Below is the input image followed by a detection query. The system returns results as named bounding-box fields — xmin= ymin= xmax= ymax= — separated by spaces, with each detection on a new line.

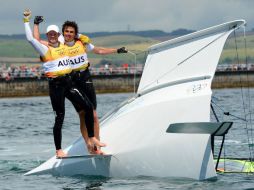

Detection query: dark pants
xmin=71 ymin=69 xmax=97 ymax=110
xmin=48 ymin=76 xmax=94 ymax=150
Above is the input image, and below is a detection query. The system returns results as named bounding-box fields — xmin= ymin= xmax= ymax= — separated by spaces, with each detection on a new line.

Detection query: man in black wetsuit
xmin=61 ymin=21 xmax=128 ymax=153
xmin=33 ymin=16 xmax=127 ymax=154
xmin=24 ymin=10 xmax=105 ymax=157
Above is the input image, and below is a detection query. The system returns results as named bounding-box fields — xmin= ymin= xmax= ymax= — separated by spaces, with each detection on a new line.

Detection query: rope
xmin=243 ymin=27 xmax=254 ymax=161
xmin=233 ymin=28 xmax=254 ymax=163
xmin=128 ymin=50 xmax=137 ymax=94
xmin=128 ymin=49 xmax=149 ymax=94
xmin=211 ymin=99 xmax=247 ymax=121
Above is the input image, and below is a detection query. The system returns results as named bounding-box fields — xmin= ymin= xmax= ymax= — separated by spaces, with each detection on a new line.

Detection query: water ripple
xmin=1 ymin=91 xmax=254 ymax=189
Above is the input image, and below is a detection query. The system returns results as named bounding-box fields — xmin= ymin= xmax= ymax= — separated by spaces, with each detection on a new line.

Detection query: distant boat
xmin=25 ymin=20 xmax=248 ymax=180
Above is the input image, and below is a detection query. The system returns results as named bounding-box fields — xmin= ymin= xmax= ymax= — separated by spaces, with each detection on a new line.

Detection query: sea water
xmin=1 ymin=89 xmax=254 ymax=190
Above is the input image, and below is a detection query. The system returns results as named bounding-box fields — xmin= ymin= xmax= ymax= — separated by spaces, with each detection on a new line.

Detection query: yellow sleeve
xmin=79 ymin=34 xmax=91 ymax=44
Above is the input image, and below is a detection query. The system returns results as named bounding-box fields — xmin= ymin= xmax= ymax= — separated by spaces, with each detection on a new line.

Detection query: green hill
xmin=0 ymin=35 xmax=159 ymax=66
xmin=89 ymin=35 xmax=158 ymax=66
xmin=0 ymin=39 xmax=38 ymax=58
xmin=220 ymin=33 xmax=254 ymax=64
xmin=0 ymin=32 xmax=253 ymax=67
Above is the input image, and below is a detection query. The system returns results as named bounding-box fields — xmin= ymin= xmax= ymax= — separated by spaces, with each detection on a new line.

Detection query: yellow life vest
xmin=42 ymin=43 xmax=72 ymax=78
xmin=67 ymin=40 xmax=89 ymax=72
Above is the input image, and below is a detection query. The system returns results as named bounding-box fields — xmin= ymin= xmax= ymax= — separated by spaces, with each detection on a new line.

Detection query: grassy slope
xmin=0 ymin=35 xmax=158 ymax=66
xmin=220 ymin=34 xmax=254 ymax=63
xmin=87 ymin=35 xmax=158 ymax=66
xmin=0 ymin=33 xmax=253 ymax=66
xmin=0 ymin=39 xmax=38 ymax=58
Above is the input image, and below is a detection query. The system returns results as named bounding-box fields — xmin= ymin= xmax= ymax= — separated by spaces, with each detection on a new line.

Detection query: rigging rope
xmin=233 ymin=28 xmax=254 ymax=165
xmin=128 ymin=50 xmax=149 ymax=94
xmin=211 ymin=25 xmax=254 ymax=172
xmin=243 ymin=26 xmax=254 ymax=168
xmin=128 ymin=50 xmax=137 ymax=94
xmin=211 ymin=98 xmax=247 ymax=121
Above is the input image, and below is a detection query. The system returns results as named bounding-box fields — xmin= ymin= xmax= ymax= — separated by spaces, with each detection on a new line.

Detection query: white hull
xmin=25 ymin=81 xmax=215 ymax=180
xmin=25 ymin=20 xmax=246 ymax=180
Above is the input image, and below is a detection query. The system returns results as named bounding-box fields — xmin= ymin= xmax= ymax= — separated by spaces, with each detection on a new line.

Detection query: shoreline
xmin=1 ymin=71 xmax=254 ymax=98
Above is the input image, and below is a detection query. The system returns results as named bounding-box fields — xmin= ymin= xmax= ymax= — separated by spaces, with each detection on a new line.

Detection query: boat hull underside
xmin=26 ymin=83 xmax=216 ymax=180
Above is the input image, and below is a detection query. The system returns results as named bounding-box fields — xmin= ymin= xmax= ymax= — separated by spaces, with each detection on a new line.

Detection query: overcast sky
xmin=1 ymin=0 xmax=253 ymax=35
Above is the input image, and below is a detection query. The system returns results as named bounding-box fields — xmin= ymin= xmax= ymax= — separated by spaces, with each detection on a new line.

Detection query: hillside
xmin=0 ymin=31 xmax=253 ymax=67
xmin=0 ymin=35 xmax=159 ymax=66
xmin=220 ymin=33 xmax=254 ymax=64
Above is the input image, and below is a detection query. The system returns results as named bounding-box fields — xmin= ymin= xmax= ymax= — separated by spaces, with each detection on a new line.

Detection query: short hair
xmin=62 ymin=21 xmax=79 ymax=35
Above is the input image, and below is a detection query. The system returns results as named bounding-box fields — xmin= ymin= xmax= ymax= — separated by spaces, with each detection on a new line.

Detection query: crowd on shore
xmin=0 ymin=64 xmax=144 ymax=81
xmin=1 ymin=63 xmax=254 ymax=81
xmin=216 ymin=63 xmax=254 ymax=71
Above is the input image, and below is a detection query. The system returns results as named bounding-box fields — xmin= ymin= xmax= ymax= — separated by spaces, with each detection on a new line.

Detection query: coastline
xmin=1 ymin=71 xmax=254 ymax=98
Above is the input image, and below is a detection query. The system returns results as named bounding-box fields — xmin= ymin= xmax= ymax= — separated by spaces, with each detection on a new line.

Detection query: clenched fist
xmin=23 ymin=9 xmax=32 ymax=22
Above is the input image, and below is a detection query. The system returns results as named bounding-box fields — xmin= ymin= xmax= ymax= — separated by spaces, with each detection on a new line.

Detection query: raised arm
xmin=92 ymin=46 xmax=118 ymax=54
xmin=33 ymin=16 xmax=48 ymax=46
xmin=23 ymin=9 xmax=48 ymax=56
xmin=93 ymin=46 xmax=128 ymax=55
xmin=78 ymin=33 xmax=128 ymax=55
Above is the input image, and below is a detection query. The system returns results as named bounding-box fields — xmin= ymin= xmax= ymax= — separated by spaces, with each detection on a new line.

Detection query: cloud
xmin=0 ymin=0 xmax=253 ymax=34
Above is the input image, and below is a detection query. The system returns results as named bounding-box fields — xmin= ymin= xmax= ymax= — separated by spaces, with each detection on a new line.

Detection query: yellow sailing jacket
xmin=67 ymin=40 xmax=90 ymax=72
xmin=42 ymin=43 xmax=72 ymax=78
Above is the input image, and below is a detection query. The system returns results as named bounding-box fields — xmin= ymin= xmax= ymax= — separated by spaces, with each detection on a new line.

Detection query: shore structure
xmin=0 ymin=71 xmax=254 ymax=97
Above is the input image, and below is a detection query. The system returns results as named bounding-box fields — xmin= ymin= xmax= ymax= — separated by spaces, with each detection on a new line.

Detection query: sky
xmin=1 ymin=0 xmax=254 ymax=35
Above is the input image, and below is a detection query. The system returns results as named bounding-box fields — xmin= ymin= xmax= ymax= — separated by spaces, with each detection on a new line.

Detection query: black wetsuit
xmin=23 ymin=21 xmax=95 ymax=151
xmin=48 ymin=75 xmax=94 ymax=150
xmin=71 ymin=67 xmax=97 ymax=111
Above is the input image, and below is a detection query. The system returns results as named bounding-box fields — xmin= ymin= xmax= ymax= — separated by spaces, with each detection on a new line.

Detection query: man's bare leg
xmin=79 ymin=111 xmax=93 ymax=153
xmin=93 ymin=110 xmax=100 ymax=140
xmin=56 ymin=149 xmax=67 ymax=158
xmin=79 ymin=111 xmax=106 ymax=154
xmin=93 ymin=110 xmax=105 ymax=155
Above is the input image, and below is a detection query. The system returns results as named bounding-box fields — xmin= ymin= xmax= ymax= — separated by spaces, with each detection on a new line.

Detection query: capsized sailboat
xmin=25 ymin=20 xmax=247 ymax=180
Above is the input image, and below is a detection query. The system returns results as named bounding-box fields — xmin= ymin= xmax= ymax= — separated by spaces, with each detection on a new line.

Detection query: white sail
xmin=25 ymin=20 xmax=246 ymax=180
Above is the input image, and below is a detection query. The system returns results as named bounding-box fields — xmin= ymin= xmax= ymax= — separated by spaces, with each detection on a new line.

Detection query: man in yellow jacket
xmin=24 ymin=9 xmax=106 ymax=157
xmin=33 ymin=16 xmax=127 ymax=154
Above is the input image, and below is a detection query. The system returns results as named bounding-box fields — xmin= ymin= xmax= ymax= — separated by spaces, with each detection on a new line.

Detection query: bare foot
xmin=56 ymin=149 xmax=67 ymax=158
xmin=94 ymin=147 xmax=105 ymax=155
xmin=89 ymin=137 xmax=106 ymax=148
xmin=86 ymin=139 xmax=93 ymax=154
xmin=90 ymin=145 xmax=105 ymax=155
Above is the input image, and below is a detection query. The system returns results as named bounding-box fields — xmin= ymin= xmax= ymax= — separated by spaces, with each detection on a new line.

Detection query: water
xmin=1 ymin=89 xmax=254 ymax=190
